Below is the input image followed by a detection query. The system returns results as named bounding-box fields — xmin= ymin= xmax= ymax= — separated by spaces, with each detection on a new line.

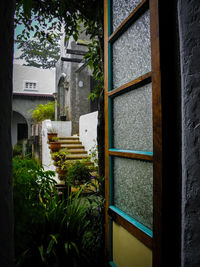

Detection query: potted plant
xmin=60 ymin=105 xmax=69 ymax=121
xmin=51 ymin=148 xmax=69 ymax=164
xmin=49 ymin=140 xmax=61 ymax=152
xmin=47 ymin=127 xmax=57 ymax=142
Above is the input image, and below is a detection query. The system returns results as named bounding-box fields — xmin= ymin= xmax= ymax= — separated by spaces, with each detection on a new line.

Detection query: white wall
xmin=41 ymin=120 xmax=72 ymax=183
xmin=13 ymin=64 xmax=56 ymax=94
xmin=79 ymin=111 xmax=98 ymax=153
xmin=51 ymin=121 xmax=72 ymax=137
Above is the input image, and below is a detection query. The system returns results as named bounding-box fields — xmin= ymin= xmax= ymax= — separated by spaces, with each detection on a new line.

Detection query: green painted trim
xmin=108 ymin=42 xmax=112 ymax=92
xmin=109 ymin=148 xmax=153 ymax=156
xmin=108 ymin=97 xmax=113 ymax=148
xmin=108 ymin=0 xmax=112 ymax=36
xmin=109 ymin=156 xmax=113 ymax=205
xmin=109 ymin=205 xmax=153 ymax=238
xmin=109 ymin=261 xmax=117 ymax=267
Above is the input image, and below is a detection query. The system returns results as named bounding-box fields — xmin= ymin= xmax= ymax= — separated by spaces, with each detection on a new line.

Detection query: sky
xmin=14 ymin=24 xmax=30 ymax=65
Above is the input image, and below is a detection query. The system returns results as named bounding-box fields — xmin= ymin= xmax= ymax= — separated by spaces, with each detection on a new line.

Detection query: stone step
xmin=59 ymin=136 xmax=79 ymax=140
xmin=61 ymin=144 xmax=84 ymax=149
xmin=65 ymin=154 xmax=89 ymax=160
xmin=68 ymin=149 xmax=87 ymax=154
xmin=58 ymin=140 xmax=82 ymax=144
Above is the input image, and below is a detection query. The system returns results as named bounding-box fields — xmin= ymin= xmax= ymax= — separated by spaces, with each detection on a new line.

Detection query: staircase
xmin=58 ymin=136 xmax=94 ymax=166
xmin=49 ymin=136 xmax=97 ymax=193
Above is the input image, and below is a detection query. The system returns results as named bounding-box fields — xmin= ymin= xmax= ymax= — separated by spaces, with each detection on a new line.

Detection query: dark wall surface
xmin=0 ymin=0 xmax=14 ymax=266
xmin=178 ymin=0 xmax=200 ymax=265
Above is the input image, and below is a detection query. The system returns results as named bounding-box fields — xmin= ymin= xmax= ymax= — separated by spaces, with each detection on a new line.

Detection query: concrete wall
xmin=0 ymin=0 xmax=14 ymax=265
xmin=12 ymin=95 xmax=54 ymax=141
xmin=79 ymin=111 xmax=98 ymax=153
xmin=41 ymin=120 xmax=72 ymax=183
xmin=56 ymin=32 xmax=93 ymax=134
xmin=13 ymin=64 xmax=55 ymax=94
xmin=41 ymin=120 xmax=58 ymax=183
xmin=178 ymin=0 xmax=200 ymax=265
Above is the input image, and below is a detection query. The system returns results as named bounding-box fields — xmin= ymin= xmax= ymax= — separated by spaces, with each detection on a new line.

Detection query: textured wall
xmin=0 ymin=0 xmax=14 ymax=265
xmin=12 ymin=96 xmax=54 ymax=140
xmin=41 ymin=120 xmax=72 ymax=183
xmin=178 ymin=0 xmax=200 ymax=265
xmin=13 ymin=64 xmax=55 ymax=94
xmin=56 ymin=34 xmax=92 ymax=134
xmin=79 ymin=111 xmax=98 ymax=153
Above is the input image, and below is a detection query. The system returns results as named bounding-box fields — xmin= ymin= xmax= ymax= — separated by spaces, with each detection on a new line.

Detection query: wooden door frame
xmin=104 ymin=0 xmax=163 ymax=265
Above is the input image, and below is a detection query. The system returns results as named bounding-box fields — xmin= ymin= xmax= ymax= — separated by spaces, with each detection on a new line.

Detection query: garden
xmin=13 ymin=144 xmax=105 ymax=266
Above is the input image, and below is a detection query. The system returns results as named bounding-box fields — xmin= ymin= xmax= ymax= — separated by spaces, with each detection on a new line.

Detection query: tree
xmin=15 ymin=0 xmax=105 ymax=177
xmin=15 ymin=34 xmax=61 ymax=69
xmin=29 ymin=101 xmax=55 ymax=123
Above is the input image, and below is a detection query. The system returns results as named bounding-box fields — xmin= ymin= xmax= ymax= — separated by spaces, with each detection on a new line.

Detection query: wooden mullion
xmin=109 ymin=150 xmax=153 ymax=161
xmin=107 ymin=72 xmax=152 ymax=97
xmin=150 ymin=0 xmax=163 ymax=266
xmin=108 ymin=208 xmax=152 ymax=249
xmin=104 ymin=0 xmax=110 ymax=259
xmin=108 ymin=0 xmax=149 ymax=43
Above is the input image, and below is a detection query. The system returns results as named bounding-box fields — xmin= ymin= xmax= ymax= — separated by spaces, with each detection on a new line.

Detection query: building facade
xmin=12 ymin=64 xmax=55 ymax=145
xmin=55 ymin=31 xmax=98 ymax=134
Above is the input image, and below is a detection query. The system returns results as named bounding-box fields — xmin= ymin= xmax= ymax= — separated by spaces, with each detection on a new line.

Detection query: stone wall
xmin=178 ymin=0 xmax=200 ymax=265
xmin=0 ymin=0 xmax=14 ymax=265
xmin=55 ymin=32 xmax=95 ymax=135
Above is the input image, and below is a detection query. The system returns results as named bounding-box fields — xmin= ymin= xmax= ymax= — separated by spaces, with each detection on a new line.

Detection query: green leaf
xmin=38 ymin=245 xmax=45 ymax=262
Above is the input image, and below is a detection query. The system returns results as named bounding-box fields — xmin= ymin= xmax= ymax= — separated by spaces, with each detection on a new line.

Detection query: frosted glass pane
xmin=112 ymin=0 xmax=142 ymax=31
xmin=112 ymin=11 xmax=151 ymax=90
xmin=113 ymin=157 xmax=153 ymax=230
xmin=113 ymin=83 xmax=153 ymax=151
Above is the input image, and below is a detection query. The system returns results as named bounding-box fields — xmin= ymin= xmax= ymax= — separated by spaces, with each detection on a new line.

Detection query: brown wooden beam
xmin=108 ymin=0 xmax=149 ymax=43
xmin=107 ymin=72 xmax=152 ymax=97
xmin=109 ymin=150 xmax=153 ymax=161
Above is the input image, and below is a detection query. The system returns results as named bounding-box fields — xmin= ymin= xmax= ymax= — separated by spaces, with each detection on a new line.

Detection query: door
xmin=17 ymin=123 xmax=28 ymax=141
xmin=104 ymin=0 xmax=162 ymax=266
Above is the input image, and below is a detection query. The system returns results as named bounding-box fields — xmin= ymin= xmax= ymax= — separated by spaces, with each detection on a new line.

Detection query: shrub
xmin=29 ymin=101 xmax=55 ymax=123
xmin=13 ymin=156 xmax=105 ymax=267
xmin=13 ymin=156 xmax=57 ymax=266
xmin=13 ymin=139 xmax=32 ymax=157
xmin=67 ymin=161 xmax=91 ymax=185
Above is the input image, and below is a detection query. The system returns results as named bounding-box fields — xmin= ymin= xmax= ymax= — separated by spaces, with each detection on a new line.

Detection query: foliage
xmin=14 ymin=1 xmax=103 ymax=43
xmin=67 ymin=161 xmax=92 ymax=185
xmin=47 ymin=127 xmax=57 ymax=133
xmin=13 ymin=156 xmax=57 ymax=265
xmin=13 ymin=141 xmax=23 ymax=157
xmin=51 ymin=148 xmax=70 ymax=170
xmin=88 ymin=141 xmax=98 ymax=167
xmin=30 ymin=101 xmax=55 ymax=122
xmin=13 ymin=139 xmax=32 ymax=157
xmin=15 ymin=34 xmax=61 ymax=69
xmin=51 ymin=136 xmax=59 ymax=142
xmin=83 ymin=195 xmax=105 ymax=266
xmin=13 ymin=155 xmax=105 ymax=267
xmin=14 ymin=0 xmax=104 ymax=100
xmin=84 ymin=40 xmax=104 ymax=100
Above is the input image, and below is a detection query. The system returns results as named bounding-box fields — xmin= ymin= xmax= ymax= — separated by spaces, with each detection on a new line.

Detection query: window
xmin=23 ymin=80 xmax=38 ymax=91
